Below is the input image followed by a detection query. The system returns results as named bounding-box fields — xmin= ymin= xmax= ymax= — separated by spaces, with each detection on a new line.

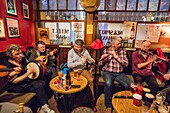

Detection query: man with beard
xmin=67 ymin=39 xmax=97 ymax=112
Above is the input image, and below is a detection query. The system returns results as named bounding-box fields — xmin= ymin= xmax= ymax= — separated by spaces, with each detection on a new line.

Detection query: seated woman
xmin=3 ymin=44 xmax=54 ymax=113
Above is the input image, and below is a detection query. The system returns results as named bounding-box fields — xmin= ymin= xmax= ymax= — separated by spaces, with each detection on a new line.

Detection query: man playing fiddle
xmin=99 ymin=36 xmax=131 ymax=113
xmin=67 ymin=39 xmax=97 ymax=112
xmin=132 ymin=40 xmax=159 ymax=95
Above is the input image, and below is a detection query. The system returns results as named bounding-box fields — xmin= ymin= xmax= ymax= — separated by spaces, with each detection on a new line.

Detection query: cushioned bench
xmin=0 ymin=91 xmax=36 ymax=105
xmin=98 ymin=74 xmax=165 ymax=88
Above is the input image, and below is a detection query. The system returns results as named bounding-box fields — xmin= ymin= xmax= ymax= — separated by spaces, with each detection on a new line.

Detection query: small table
xmin=50 ymin=74 xmax=88 ymax=113
xmin=112 ymin=91 xmax=158 ymax=113
xmin=50 ymin=74 xmax=88 ymax=94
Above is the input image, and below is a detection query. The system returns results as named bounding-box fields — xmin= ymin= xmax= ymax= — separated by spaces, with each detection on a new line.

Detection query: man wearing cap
xmin=67 ymin=39 xmax=97 ymax=112
xmin=99 ymin=36 xmax=131 ymax=113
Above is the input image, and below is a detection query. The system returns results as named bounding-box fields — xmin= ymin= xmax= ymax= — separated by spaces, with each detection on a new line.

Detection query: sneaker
xmin=40 ymin=104 xmax=55 ymax=113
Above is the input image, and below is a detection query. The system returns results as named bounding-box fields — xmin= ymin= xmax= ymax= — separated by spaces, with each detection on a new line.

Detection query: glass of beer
xmin=73 ymin=69 xmax=79 ymax=78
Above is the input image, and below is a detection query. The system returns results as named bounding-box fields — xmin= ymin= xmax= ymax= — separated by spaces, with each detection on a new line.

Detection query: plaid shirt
xmin=99 ymin=47 xmax=129 ymax=73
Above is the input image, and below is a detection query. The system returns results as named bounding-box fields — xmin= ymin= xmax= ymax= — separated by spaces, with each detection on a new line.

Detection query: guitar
xmin=36 ymin=49 xmax=58 ymax=65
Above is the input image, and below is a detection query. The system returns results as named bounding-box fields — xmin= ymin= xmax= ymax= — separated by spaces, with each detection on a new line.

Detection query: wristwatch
xmin=80 ymin=0 xmax=101 ymax=12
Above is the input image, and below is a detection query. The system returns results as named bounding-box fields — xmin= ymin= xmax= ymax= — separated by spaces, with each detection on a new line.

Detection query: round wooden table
xmin=50 ymin=74 xmax=88 ymax=94
xmin=50 ymin=73 xmax=88 ymax=113
xmin=112 ymin=91 xmax=158 ymax=113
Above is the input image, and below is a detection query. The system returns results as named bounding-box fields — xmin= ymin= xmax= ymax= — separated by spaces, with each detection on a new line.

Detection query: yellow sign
xmin=86 ymin=25 xmax=93 ymax=34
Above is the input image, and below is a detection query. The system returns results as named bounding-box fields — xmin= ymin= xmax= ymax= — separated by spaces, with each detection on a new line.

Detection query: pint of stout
xmin=145 ymin=93 xmax=155 ymax=107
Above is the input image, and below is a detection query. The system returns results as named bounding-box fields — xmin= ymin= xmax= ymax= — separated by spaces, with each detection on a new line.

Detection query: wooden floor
xmin=48 ymin=85 xmax=123 ymax=113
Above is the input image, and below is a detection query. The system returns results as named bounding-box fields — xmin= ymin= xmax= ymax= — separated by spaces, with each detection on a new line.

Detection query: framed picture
xmin=37 ymin=28 xmax=50 ymax=44
xmin=22 ymin=3 xmax=30 ymax=19
xmin=6 ymin=18 xmax=20 ymax=37
xmin=0 ymin=18 xmax=6 ymax=38
xmin=6 ymin=0 xmax=17 ymax=15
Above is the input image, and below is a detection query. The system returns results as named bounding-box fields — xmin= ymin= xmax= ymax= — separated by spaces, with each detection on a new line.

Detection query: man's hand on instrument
xmin=163 ymin=74 xmax=170 ymax=80
xmin=108 ymin=50 xmax=118 ymax=60
xmin=151 ymin=54 xmax=159 ymax=62
xmin=27 ymin=67 xmax=36 ymax=75
xmin=49 ymin=51 xmax=54 ymax=56
xmin=9 ymin=67 xmax=22 ymax=77
xmin=8 ymin=67 xmax=21 ymax=77
xmin=89 ymin=58 xmax=95 ymax=63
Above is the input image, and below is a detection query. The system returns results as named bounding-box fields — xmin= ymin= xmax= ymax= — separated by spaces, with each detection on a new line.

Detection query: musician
xmin=67 ymin=39 xmax=97 ymax=111
xmin=2 ymin=44 xmax=54 ymax=113
xmin=98 ymin=36 xmax=131 ymax=113
xmin=132 ymin=40 xmax=159 ymax=95
xmin=29 ymin=41 xmax=58 ymax=99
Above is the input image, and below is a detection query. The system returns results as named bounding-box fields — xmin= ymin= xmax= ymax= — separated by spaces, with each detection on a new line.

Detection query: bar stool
xmin=71 ymin=106 xmax=94 ymax=113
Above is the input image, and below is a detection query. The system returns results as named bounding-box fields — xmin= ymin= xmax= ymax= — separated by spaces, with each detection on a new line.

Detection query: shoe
xmin=40 ymin=104 xmax=55 ymax=113
xmin=92 ymin=107 xmax=97 ymax=112
xmin=105 ymin=108 xmax=112 ymax=113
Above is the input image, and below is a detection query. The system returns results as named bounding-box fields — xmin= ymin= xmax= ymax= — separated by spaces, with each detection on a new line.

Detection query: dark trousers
xmin=132 ymin=74 xmax=159 ymax=95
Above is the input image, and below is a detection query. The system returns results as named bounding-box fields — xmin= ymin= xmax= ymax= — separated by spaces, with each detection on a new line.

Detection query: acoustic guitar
xmin=35 ymin=49 xmax=58 ymax=65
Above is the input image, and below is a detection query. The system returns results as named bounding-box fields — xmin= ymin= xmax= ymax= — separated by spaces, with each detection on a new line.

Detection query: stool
xmin=71 ymin=106 xmax=94 ymax=113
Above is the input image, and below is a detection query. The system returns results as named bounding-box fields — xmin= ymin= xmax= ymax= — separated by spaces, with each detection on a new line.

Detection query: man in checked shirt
xmin=99 ymin=36 xmax=132 ymax=113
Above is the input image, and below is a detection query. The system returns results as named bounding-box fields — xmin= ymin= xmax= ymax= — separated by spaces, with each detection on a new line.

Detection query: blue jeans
xmin=102 ymin=71 xmax=132 ymax=108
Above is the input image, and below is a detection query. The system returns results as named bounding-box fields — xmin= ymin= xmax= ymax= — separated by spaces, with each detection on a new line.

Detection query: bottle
xmin=130 ymin=23 xmax=135 ymax=39
xmin=66 ymin=70 xmax=71 ymax=87
xmin=13 ymin=103 xmax=24 ymax=113
xmin=19 ymin=103 xmax=24 ymax=113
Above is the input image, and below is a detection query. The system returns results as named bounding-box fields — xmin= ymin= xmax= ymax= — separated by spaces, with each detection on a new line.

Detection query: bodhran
xmin=26 ymin=60 xmax=46 ymax=79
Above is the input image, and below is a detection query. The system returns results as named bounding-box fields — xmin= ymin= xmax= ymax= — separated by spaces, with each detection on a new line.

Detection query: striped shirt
xmin=99 ymin=47 xmax=128 ymax=73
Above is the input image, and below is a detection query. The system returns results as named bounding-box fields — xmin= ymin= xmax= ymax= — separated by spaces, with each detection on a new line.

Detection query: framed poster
xmin=37 ymin=28 xmax=50 ymax=44
xmin=22 ymin=3 xmax=30 ymax=19
xmin=127 ymin=0 xmax=137 ymax=10
xmin=137 ymin=0 xmax=148 ymax=11
xmin=6 ymin=0 xmax=17 ymax=15
xmin=0 ymin=19 xmax=6 ymax=38
xmin=6 ymin=18 xmax=20 ymax=37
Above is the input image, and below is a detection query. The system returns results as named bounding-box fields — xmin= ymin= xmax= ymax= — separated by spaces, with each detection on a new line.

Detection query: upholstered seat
xmin=98 ymin=75 xmax=165 ymax=88
xmin=0 ymin=91 xmax=36 ymax=105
